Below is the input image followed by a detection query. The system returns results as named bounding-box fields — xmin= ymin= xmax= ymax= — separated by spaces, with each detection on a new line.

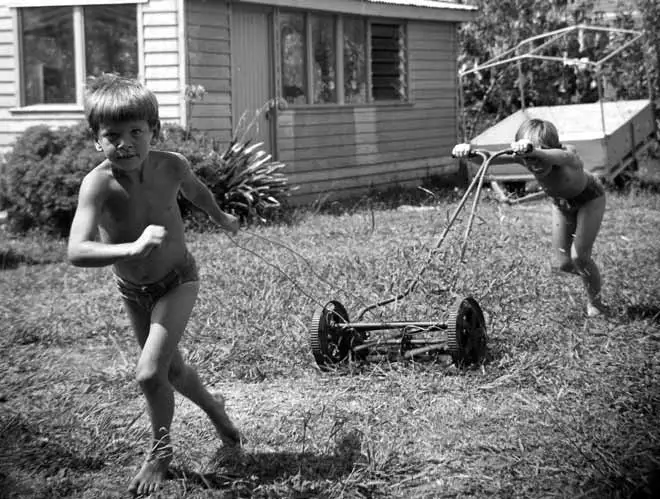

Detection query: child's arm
xmin=452 ymin=143 xmax=524 ymax=166
xmin=512 ymin=141 xmax=582 ymax=177
xmin=67 ymin=174 xmax=165 ymax=267
xmin=177 ymin=155 xmax=239 ymax=235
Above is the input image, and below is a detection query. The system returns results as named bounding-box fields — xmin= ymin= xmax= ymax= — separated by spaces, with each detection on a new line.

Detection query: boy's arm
xmin=525 ymin=145 xmax=583 ymax=171
xmin=177 ymin=155 xmax=239 ymax=235
xmin=67 ymin=174 xmax=139 ymax=267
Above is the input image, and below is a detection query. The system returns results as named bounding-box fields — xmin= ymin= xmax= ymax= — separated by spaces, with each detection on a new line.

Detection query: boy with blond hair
xmin=68 ymin=74 xmax=241 ymax=496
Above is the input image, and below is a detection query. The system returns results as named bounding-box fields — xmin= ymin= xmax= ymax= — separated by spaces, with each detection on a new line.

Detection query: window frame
xmin=10 ymin=2 xmax=142 ymax=112
xmin=277 ymin=8 xmax=411 ymax=108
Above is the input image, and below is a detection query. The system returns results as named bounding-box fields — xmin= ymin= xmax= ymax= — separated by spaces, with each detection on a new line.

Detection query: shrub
xmin=0 ymin=123 xmax=103 ymax=236
xmin=0 ymin=121 xmax=292 ymax=237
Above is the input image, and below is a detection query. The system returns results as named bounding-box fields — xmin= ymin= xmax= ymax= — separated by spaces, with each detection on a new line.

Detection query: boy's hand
xmin=220 ymin=213 xmax=239 ymax=236
xmin=511 ymin=139 xmax=534 ymax=156
xmin=451 ymin=143 xmax=473 ymax=158
xmin=132 ymin=225 xmax=167 ymax=258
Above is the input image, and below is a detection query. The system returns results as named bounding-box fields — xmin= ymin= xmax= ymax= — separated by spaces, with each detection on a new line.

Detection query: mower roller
xmin=308 ymin=148 xmax=516 ymax=370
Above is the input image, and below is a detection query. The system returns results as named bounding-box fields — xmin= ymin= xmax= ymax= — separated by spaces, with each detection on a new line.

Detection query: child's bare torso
xmin=95 ymin=151 xmax=188 ymax=283
xmin=527 ymin=157 xmax=588 ymax=199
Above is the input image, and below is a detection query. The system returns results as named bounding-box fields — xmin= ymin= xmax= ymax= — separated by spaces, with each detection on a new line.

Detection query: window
xmin=311 ymin=14 xmax=336 ymax=104
xmin=278 ymin=12 xmax=408 ymax=105
xmin=280 ymin=12 xmax=306 ymax=105
xmin=371 ymin=23 xmax=407 ymax=101
xmin=343 ymin=17 xmax=367 ymax=104
xmin=18 ymin=4 xmax=138 ymax=107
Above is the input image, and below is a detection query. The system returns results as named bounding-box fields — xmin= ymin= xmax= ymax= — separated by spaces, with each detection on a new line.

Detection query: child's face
xmin=95 ymin=119 xmax=159 ymax=171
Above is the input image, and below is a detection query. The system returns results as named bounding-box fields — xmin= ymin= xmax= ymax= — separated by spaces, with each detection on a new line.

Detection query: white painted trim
xmin=7 ymin=0 xmax=147 ymax=7
xmin=177 ymin=0 xmax=187 ymax=127
xmin=74 ymin=7 xmax=85 ymax=105
xmin=335 ymin=15 xmax=344 ymax=105
xmin=137 ymin=1 xmax=145 ymax=83
xmin=11 ymin=7 xmax=20 ymax=108
xmin=235 ymin=0 xmax=477 ymax=22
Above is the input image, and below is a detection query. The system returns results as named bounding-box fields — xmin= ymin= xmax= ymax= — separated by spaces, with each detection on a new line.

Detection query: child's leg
xmin=551 ymin=205 xmax=578 ymax=274
xmin=123 ymin=281 xmax=199 ymax=496
xmin=572 ymin=195 xmax=606 ymax=314
xmin=168 ymin=349 xmax=241 ymax=446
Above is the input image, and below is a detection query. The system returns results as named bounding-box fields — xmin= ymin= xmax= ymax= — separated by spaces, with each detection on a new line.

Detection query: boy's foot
xmin=128 ymin=448 xmax=172 ymax=496
xmin=209 ymin=395 xmax=242 ymax=447
xmin=587 ymin=302 xmax=608 ymax=317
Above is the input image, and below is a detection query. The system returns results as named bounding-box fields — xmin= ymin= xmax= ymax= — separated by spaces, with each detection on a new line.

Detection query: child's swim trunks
xmin=115 ymin=250 xmax=199 ymax=312
xmin=551 ymin=174 xmax=605 ymax=214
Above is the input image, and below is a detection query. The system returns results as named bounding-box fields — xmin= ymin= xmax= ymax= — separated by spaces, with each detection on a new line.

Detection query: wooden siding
xmin=185 ymin=0 xmax=233 ymax=144
xmin=278 ymin=20 xmax=459 ymax=204
xmin=141 ymin=0 xmax=181 ymax=123
xmin=0 ymin=4 xmax=18 ymax=149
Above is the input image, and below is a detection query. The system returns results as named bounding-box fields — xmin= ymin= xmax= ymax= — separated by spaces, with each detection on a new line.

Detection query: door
xmin=231 ymin=4 xmax=274 ymax=154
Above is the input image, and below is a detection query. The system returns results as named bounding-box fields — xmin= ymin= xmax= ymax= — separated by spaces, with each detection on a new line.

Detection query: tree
xmin=457 ymin=0 xmax=657 ymax=138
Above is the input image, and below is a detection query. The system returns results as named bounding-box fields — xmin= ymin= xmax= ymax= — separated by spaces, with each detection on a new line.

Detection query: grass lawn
xmin=1 ymin=188 xmax=659 ymax=498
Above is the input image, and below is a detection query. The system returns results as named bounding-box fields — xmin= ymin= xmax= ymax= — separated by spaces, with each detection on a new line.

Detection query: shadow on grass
xmin=175 ymin=432 xmax=363 ymax=495
xmin=0 ymin=248 xmax=62 ymax=270
xmin=626 ymin=304 xmax=660 ymax=324
xmin=0 ymin=414 xmax=105 ymax=475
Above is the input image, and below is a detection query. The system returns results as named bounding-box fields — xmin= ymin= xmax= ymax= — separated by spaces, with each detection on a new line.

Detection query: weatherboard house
xmin=0 ymin=0 xmax=477 ymax=203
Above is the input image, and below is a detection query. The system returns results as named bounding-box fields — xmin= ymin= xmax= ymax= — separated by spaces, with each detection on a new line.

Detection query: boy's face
xmin=95 ymin=119 xmax=160 ymax=171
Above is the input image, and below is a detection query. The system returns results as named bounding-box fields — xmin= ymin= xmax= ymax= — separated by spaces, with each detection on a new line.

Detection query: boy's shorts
xmin=551 ymin=174 xmax=605 ymax=214
xmin=115 ymin=251 xmax=199 ymax=312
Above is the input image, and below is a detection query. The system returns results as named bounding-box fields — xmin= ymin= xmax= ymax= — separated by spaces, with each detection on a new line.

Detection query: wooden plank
xmin=285 ymin=156 xmax=454 ymax=183
xmin=144 ymin=52 xmax=179 ymax=67
xmin=183 ymin=116 xmax=232 ymax=130
xmin=143 ymin=11 xmax=177 ymax=26
xmin=145 ymin=65 xmax=180 ymax=79
xmin=186 ymin=38 xmax=230 ymax=54
xmin=277 ymin=115 xmax=455 ymax=138
xmin=186 ymin=78 xmax=231 ymax=93
xmin=278 ymin=141 xmax=454 ymax=166
xmin=188 ymin=52 xmax=230 ymax=67
xmin=144 ymin=25 xmax=178 ymax=40
xmin=186 ymin=65 xmax=231 ymax=80
xmin=144 ymin=39 xmax=178 ymax=52
xmin=187 ymin=25 xmax=230 ymax=40
xmin=189 ymin=103 xmax=231 ymax=118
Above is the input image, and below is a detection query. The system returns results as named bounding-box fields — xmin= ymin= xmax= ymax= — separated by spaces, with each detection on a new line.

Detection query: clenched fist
xmin=131 ymin=225 xmax=167 ymax=258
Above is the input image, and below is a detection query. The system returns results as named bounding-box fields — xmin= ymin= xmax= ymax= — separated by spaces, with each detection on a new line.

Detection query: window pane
xmin=343 ymin=18 xmax=367 ymax=104
xmin=371 ymin=23 xmax=408 ymax=101
xmin=84 ymin=5 xmax=138 ymax=78
xmin=21 ymin=7 xmax=76 ymax=105
xmin=311 ymin=14 xmax=336 ymax=104
xmin=280 ymin=12 xmax=306 ymax=105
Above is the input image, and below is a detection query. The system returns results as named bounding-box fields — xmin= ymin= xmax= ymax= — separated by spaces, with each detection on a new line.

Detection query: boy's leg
xmin=551 ymin=205 xmax=578 ymax=274
xmin=572 ymin=195 xmax=606 ymax=315
xmin=123 ymin=281 xmax=199 ymax=496
xmin=168 ymin=349 xmax=241 ymax=446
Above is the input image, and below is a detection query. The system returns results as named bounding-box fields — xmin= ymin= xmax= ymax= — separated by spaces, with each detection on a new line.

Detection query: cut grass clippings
xmin=1 ymin=189 xmax=659 ymax=498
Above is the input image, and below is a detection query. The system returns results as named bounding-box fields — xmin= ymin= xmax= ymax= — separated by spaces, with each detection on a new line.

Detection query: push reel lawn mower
xmin=309 ymin=148 xmax=517 ymax=370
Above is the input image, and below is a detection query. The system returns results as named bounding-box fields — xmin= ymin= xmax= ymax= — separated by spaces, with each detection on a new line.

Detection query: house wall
xmin=185 ymin=0 xmax=233 ymax=144
xmin=0 ymin=0 xmax=183 ymax=151
xmin=277 ymin=20 xmax=459 ymax=203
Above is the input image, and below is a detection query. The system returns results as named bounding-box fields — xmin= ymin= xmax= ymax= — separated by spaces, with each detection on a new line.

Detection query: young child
xmin=67 ymin=74 xmax=242 ymax=496
xmin=452 ymin=118 xmax=607 ymax=317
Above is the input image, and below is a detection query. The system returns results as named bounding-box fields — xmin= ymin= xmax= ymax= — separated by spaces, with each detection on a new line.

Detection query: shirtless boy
xmin=452 ymin=118 xmax=607 ymax=317
xmin=67 ymin=74 xmax=241 ymax=496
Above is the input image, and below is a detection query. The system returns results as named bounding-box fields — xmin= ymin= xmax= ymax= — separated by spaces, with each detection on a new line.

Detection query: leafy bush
xmin=0 ymin=121 xmax=292 ymax=237
xmin=0 ymin=123 xmax=104 ymax=236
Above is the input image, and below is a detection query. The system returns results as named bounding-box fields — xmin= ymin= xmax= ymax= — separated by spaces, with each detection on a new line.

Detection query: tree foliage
xmin=458 ymin=0 xmax=659 ymax=138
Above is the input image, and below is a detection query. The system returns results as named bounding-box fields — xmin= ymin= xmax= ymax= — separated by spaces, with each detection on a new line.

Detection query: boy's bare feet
xmin=209 ymin=395 xmax=242 ymax=447
xmin=128 ymin=447 xmax=172 ymax=496
xmin=587 ymin=301 xmax=608 ymax=317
